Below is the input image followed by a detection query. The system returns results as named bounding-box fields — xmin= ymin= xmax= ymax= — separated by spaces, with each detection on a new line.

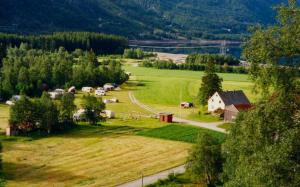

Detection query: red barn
xmin=159 ymin=113 xmax=173 ymax=123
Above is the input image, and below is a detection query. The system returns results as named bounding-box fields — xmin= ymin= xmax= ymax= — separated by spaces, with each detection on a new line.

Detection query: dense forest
xmin=0 ymin=44 xmax=128 ymax=99
xmin=0 ymin=0 xmax=288 ymax=39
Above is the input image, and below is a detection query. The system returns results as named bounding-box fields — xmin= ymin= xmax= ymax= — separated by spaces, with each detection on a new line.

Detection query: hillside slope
xmin=0 ymin=0 xmax=288 ymax=39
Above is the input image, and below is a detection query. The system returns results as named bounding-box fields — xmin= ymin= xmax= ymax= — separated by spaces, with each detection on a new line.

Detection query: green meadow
xmin=138 ymin=124 xmax=226 ymax=144
xmin=124 ymin=66 xmax=255 ymax=122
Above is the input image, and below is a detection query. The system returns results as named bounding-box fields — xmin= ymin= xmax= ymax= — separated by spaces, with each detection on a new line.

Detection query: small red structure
xmin=159 ymin=112 xmax=173 ymax=123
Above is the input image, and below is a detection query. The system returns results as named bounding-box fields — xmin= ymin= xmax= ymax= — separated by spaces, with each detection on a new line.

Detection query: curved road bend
xmin=118 ymin=92 xmax=227 ymax=187
xmin=128 ymin=91 xmax=226 ymax=133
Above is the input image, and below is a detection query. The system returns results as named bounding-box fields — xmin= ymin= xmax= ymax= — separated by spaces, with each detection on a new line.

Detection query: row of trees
xmin=186 ymin=54 xmax=240 ymax=66
xmin=186 ymin=1 xmax=300 ymax=186
xmin=140 ymin=59 xmax=248 ymax=74
xmin=10 ymin=93 xmax=106 ymax=135
xmin=0 ymin=44 xmax=129 ymax=99
xmin=123 ymin=48 xmax=156 ymax=59
xmin=10 ymin=93 xmax=76 ymax=134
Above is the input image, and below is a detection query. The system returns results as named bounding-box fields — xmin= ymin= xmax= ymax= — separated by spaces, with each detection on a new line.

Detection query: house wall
xmin=208 ymin=92 xmax=226 ymax=112
xmin=224 ymin=110 xmax=238 ymax=122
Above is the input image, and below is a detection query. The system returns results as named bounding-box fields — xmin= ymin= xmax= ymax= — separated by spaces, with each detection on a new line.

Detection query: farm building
xmin=159 ymin=113 xmax=173 ymax=123
xmin=208 ymin=90 xmax=250 ymax=112
xmin=224 ymin=104 xmax=252 ymax=122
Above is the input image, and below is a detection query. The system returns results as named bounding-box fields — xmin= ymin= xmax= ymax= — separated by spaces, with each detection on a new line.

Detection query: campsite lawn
xmin=124 ymin=66 xmax=255 ymax=122
xmin=137 ymin=124 xmax=226 ymax=144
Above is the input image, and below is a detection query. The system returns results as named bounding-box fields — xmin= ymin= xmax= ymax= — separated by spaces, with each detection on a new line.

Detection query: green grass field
xmin=137 ymin=124 xmax=226 ymax=144
xmin=125 ymin=66 xmax=255 ymax=122
xmin=0 ymin=65 xmax=237 ymax=187
xmin=1 ymin=87 xmax=192 ymax=187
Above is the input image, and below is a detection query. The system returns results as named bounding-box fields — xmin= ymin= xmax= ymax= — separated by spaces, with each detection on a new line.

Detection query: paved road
xmin=117 ymin=165 xmax=186 ymax=187
xmin=128 ymin=91 xmax=226 ymax=133
xmin=121 ymin=92 xmax=226 ymax=187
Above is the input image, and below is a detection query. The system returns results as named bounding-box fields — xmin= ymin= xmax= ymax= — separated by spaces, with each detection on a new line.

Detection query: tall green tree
xmin=186 ymin=133 xmax=223 ymax=186
xmin=58 ymin=93 xmax=76 ymax=125
xmin=223 ymin=1 xmax=300 ymax=186
xmin=36 ymin=92 xmax=59 ymax=133
xmin=198 ymin=61 xmax=223 ymax=105
xmin=82 ymin=95 xmax=105 ymax=125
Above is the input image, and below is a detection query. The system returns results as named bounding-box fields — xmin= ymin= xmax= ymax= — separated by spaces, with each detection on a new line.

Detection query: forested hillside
xmin=0 ymin=0 xmax=289 ymax=39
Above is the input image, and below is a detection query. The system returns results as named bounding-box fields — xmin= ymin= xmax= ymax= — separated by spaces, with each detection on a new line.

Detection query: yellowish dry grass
xmin=3 ymin=133 xmax=190 ymax=187
xmin=0 ymin=104 xmax=9 ymax=132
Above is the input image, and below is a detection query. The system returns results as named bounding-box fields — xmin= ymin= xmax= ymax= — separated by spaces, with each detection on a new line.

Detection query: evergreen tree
xmin=186 ymin=133 xmax=223 ymax=186
xmin=198 ymin=61 xmax=223 ymax=106
xmin=58 ymin=93 xmax=76 ymax=125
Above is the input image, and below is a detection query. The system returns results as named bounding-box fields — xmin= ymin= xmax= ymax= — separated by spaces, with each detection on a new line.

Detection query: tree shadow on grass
xmin=0 ymin=123 xmax=148 ymax=141
xmin=3 ymin=162 xmax=91 ymax=185
xmin=124 ymin=80 xmax=155 ymax=90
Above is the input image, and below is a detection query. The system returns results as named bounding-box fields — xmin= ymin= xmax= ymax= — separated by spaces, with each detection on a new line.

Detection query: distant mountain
xmin=0 ymin=0 xmax=289 ymax=39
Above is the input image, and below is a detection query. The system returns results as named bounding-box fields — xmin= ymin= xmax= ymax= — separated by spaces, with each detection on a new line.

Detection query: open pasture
xmin=124 ymin=66 xmax=255 ymax=121
xmin=138 ymin=124 xmax=226 ymax=144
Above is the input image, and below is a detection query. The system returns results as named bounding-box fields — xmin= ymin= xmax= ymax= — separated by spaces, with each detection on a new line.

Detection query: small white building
xmin=82 ymin=87 xmax=94 ymax=93
xmin=208 ymin=90 xmax=250 ymax=112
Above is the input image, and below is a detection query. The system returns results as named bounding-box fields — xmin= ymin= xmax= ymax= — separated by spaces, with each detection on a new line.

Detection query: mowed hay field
xmin=0 ymin=104 xmax=9 ymax=132
xmin=3 ymin=127 xmax=191 ymax=187
xmin=124 ymin=66 xmax=255 ymax=121
xmin=0 ymin=84 xmax=192 ymax=187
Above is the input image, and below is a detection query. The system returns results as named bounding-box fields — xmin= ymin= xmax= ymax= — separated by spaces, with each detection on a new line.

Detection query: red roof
xmin=234 ymin=104 xmax=252 ymax=111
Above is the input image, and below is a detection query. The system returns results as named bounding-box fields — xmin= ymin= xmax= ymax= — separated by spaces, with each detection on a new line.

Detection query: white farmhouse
xmin=208 ymin=90 xmax=250 ymax=112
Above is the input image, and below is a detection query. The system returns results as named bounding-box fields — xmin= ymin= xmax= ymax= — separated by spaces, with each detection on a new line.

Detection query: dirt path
xmin=128 ymin=91 xmax=226 ymax=133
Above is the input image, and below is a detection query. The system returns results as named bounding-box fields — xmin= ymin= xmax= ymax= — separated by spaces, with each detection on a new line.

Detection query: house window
xmin=212 ymin=99 xmax=214 ymax=102
xmin=219 ymin=100 xmax=221 ymax=104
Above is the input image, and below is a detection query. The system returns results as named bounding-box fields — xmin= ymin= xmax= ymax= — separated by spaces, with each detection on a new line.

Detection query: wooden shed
xmin=159 ymin=113 xmax=173 ymax=123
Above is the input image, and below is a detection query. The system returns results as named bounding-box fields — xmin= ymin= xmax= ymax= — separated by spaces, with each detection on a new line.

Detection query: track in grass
xmin=137 ymin=124 xmax=226 ymax=144
xmin=124 ymin=66 xmax=255 ymax=122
